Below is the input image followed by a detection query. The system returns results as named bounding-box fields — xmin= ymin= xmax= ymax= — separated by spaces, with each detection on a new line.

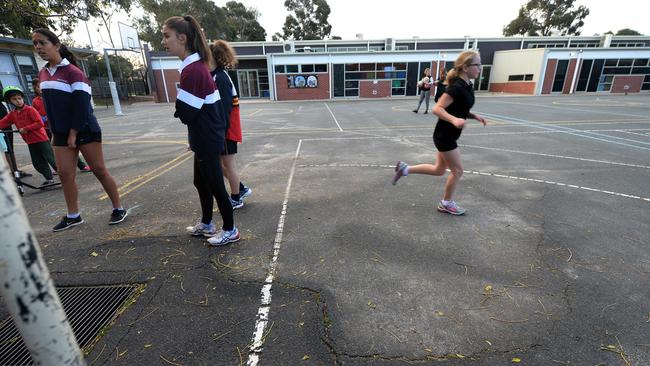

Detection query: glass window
xmin=393 ymin=62 xmax=406 ymax=70
xmin=0 ymin=54 xmax=17 ymax=73
xmin=285 ymin=65 xmax=298 ymax=73
xmin=376 ymin=63 xmax=392 ymax=70
xmin=605 ymin=59 xmax=618 ymax=67
xmin=618 ymin=59 xmax=633 ymax=66
xmin=274 ymin=65 xmax=285 ymax=73
xmin=15 ymin=55 xmax=34 ymax=66
xmin=346 ymin=72 xmax=362 ymax=80
xmin=345 ymin=80 xmax=358 ymax=88
xmin=314 ymin=64 xmax=327 ymax=72
xmin=632 ymin=67 xmax=650 ymax=74
xmin=302 ymin=64 xmax=314 ymax=72
xmin=345 ymin=89 xmax=358 ymax=97
xmin=525 ymin=74 xmax=534 ymax=81
xmin=345 ymin=63 xmax=359 ymax=71
xmin=360 ymin=63 xmax=375 ymax=71
xmin=508 ymin=75 xmax=525 ymax=81
xmin=634 ymin=59 xmax=649 ymax=66
xmin=391 ymin=88 xmax=405 ymax=95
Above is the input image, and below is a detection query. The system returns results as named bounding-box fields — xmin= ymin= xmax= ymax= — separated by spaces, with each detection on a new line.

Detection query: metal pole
xmin=0 ymin=158 xmax=86 ymax=366
xmin=104 ymin=49 xmax=124 ymax=116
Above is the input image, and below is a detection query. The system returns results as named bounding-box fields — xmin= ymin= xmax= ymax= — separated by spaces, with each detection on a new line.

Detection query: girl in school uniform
xmin=209 ymin=40 xmax=252 ymax=210
xmin=393 ymin=50 xmax=487 ymax=215
xmin=162 ymin=15 xmax=239 ymax=245
xmin=32 ymin=28 xmax=127 ymax=231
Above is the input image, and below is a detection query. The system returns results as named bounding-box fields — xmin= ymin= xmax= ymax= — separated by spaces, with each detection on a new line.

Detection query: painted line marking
xmin=98 ymin=151 xmax=193 ymax=200
xmin=247 ymin=140 xmax=302 ymax=366
xmin=298 ymin=163 xmax=650 ymax=202
xmin=492 ymin=99 xmax=650 ymax=119
xmin=324 ymin=103 xmax=344 ymax=132
xmin=479 ymin=112 xmax=650 ymax=151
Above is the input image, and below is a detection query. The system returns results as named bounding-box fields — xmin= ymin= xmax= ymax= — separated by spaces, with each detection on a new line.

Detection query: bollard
xmin=0 ymin=158 xmax=86 ymax=366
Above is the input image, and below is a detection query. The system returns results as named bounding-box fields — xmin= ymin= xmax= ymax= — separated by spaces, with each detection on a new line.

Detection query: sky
xmin=73 ymin=0 xmax=649 ymax=50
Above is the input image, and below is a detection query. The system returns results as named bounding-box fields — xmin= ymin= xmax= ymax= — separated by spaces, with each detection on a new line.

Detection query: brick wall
xmin=275 ymin=73 xmax=330 ymax=101
xmin=489 ymin=82 xmax=536 ymax=94
xmin=562 ymin=59 xmax=577 ymax=94
xmin=359 ymin=80 xmax=391 ymax=98
xmin=611 ymin=75 xmax=644 ymax=93
xmin=153 ymin=69 xmax=180 ymax=103
xmin=541 ymin=59 xmax=557 ymax=94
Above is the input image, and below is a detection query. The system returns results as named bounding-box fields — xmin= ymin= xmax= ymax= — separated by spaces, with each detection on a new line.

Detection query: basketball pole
xmin=0 ymin=157 xmax=85 ymax=365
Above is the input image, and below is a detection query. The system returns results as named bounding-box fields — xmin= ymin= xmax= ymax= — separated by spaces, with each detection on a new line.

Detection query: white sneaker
xmin=240 ymin=186 xmax=252 ymax=200
xmin=186 ymin=221 xmax=217 ymax=237
xmin=207 ymin=227 xmax=240 ymax=246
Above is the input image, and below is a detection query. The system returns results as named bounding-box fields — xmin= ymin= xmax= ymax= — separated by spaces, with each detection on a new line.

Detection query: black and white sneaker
xmin=52 ymin=216 xmax=83 ymax=232
xmin=109 ymin=208 xmax=128 ymax=225
xmin=240 ymin=186 xmax=252 ymax=200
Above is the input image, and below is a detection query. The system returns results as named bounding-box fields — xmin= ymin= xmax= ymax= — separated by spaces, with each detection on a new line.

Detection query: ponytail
xmin=164 ymin=15 xmax=212 ymax=66
xmin=32 ymin=28 xmax=78 ymax=68
xmin=445 ymin=50 xmax=478 ymax=86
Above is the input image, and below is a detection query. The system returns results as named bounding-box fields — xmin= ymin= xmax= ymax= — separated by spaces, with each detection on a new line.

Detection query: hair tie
xmin=183 ymin=15 xmax=191 ymax=22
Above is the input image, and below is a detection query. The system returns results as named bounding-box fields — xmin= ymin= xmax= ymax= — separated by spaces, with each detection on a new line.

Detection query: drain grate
xmin=0 ymin=284 xmax=141 ymax=365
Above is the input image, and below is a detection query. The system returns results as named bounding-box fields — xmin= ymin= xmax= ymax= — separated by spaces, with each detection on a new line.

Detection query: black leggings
xmin=193 ymin=152 xmax=234 ymax=230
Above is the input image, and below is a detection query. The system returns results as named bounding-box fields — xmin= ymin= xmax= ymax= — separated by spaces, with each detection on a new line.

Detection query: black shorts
xmin=221 ymin=139 xmax=238 ymax=155
xmin=433 ymin=121 xmax=462 ymax=152
xmin=52 ymin=131 xmax=102 ymax=147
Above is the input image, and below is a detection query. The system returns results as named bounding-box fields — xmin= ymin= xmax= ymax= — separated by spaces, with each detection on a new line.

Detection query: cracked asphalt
xmin=3 ymin=94 xmax=649 ymax=365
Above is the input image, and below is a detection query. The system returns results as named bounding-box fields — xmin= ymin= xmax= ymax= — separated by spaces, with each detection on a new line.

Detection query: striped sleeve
xmin=175 ymin=64 xmax=221 ymax=126
xmin=68 ymin=67 xmax=93 ymax=131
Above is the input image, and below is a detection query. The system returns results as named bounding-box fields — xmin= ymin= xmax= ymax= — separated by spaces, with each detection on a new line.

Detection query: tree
xmin=503 ymin=0 xmax=589 ymax=37
xmin=276 ymin=0 xmax=332 ymax=40
xmin=86 ymin=53 xmax=135 ymax=78
xmin=136 ymin=0 xmax=265 ymax=50
xmin=615 ymin=28 xmax=642 ymax=35
xmin=223 ymin=1 xmax=266 ymax=41
xmin=0 ymin=0 xmax=130 ymax=39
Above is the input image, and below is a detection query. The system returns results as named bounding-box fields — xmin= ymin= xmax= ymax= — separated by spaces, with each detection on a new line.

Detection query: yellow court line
xmin=98 ymin=150 xmax=193 ymax=201
xmin=246 ymin=109 xmax=263 ymax=116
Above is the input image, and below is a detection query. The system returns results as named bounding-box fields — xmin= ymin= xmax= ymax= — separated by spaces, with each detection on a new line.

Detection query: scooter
xmin=2 ymin=129 xmax=61 ymax=196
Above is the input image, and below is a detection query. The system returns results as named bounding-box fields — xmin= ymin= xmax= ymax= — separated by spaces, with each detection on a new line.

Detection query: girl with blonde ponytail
xmin=392 ymin=50 xmax=487 ymax=216
xmin=162 ymin=15 xmax=239 ymax=245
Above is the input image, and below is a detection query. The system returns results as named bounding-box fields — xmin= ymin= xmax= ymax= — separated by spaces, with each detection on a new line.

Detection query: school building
xmin=0 ymin=36 xmax=96 ymax=103
xmin=147 ymin=34 xmax=650 ymax=102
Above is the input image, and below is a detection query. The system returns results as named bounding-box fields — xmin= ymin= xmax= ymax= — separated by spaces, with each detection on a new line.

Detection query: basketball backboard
xmin=118 ymin=22 xmax=141 ymax=51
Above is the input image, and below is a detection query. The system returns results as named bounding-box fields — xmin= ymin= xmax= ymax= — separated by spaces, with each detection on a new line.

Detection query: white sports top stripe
xmin=41 ymin=80 xmax=92 ymax=95
xmin=204 ymin=90 xmax=221 ymax=104
xmin=177 ymin=89 xmax=204 ymax=109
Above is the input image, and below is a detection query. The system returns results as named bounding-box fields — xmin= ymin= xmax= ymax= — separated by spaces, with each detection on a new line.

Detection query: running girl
xmin=162 ymin=15 xmax=239 ymax=245
xmin=393 ymin=50 xmax=486 ymax=215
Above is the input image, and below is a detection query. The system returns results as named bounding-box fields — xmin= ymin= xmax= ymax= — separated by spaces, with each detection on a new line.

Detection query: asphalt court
xmin=7 ymin=94 xmax=650 ymax=365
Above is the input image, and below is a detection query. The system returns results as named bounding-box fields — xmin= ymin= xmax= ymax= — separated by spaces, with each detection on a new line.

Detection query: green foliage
xmin=277 ymin=0 xmax=332 ymax=40
xmin=0 ymin=0 xmax=131 ymax=39
xmin=223 ymin=1 xmax=266 ymax=41
xmin=503 ymin=0 xmax=589 ymax=37
xmin=136 ymin=0 xmax=265 ymax=51
xmin=86 ymin=54 xmax=136 ymax=78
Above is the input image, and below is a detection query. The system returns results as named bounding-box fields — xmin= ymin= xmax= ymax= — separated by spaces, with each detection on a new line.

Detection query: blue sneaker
xmin=207 ymin=227 xmax=240 ymax=246
xmin=230 ymin=197 xmax=244 ymax=209
xmin=186 ymin=221 xmax=216 ymax=237
xmin=240 ymin=186 xmax=252 ymax=200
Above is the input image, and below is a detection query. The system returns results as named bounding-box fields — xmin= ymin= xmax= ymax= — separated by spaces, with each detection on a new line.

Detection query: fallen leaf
xmin=512 ymin=357 xmax=521 ymax=363
xmin=424 ymin=348 xmax=433 ymax=353
xmin=302 ymin=355 xmax=310 ymax=360
xmin=435 ymin=311 xmax=444 ymax=316
xmin=485 ymin=340 xmax=492 ymax=346
xmin=456 ymin=353 xmax=465 ymax=359
xmin=144 ymin=344 xmax=152 ymax=348
xmin=484 ymin=285 xmax=493 ymax=292
xmin=91 ymin=251 xmax=99 ymax=257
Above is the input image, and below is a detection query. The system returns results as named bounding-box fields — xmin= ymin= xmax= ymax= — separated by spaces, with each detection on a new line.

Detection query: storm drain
xmin=0 ymin=284 xmax=141 ymax=365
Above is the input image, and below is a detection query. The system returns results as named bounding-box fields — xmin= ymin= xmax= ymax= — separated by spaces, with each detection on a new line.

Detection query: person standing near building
xmin=31 ymin=78 xmax=91 ymax=173
xmin=393 ymin=50 xmax=486 ymax=215
xmin=32 ymin=28 xmax=127 ymax=231
xmin=209 ymin=40 xmax=252 ymax=209
xmin=434 ymin=69 xmax=447 ymax=103
xmin=162 ymin=15 xmax=239 ymax=245
xmin=413 ymin=68 xmax=432 ymax=113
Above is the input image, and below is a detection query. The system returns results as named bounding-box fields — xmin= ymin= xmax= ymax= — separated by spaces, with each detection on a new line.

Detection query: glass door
xmin=237 ymin=70 xmax=259 ymax=98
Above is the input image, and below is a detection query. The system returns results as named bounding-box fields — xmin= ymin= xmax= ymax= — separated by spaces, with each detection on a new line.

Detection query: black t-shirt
xmin=434 ymin=78 xmax=475 ymax=141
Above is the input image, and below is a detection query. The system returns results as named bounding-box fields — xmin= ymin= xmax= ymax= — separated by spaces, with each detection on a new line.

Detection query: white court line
xmin=324 ymin=102 xmax=344 ymax=132
xmin=618 ymin=130 xmax=650 ymax=138
xmin=460 ymin=144 xmax=650 ymax=170
xmin=491 ymin=100 xmax=650 ymax=119
xmin=247 ymin=140 xmax=302 ymax=366
xmin=299 ymin=163 xmax=650 ymax=203
xmin=480 ymin=112 xmax=650 ymax=151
